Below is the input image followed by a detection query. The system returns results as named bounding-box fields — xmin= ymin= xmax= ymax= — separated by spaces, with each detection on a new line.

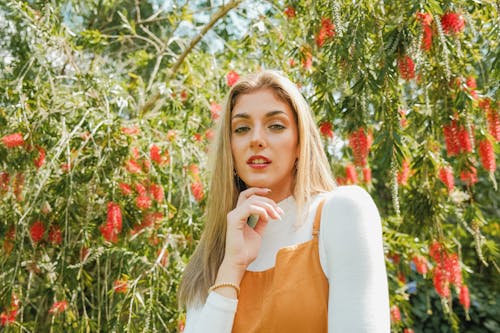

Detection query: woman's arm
xmin=319 ymin=185 xmax=390 ymax=332
xmin=184 ymin=292 xmax=237 ymax=333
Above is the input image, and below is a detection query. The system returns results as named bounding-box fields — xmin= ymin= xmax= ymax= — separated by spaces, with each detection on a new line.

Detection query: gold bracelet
xmin=208 ymin=282 xmax=240 ymax=296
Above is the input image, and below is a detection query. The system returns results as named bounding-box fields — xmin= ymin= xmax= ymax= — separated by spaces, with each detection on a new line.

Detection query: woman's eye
xmin=234 ymin=126 xmax=250 ymax=133
xmin=270 ymin=124 xmax=285 ymax=130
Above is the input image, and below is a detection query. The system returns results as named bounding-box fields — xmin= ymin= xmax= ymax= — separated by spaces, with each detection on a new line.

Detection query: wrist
xmin=216 ymin=259 xmax=246 ymax=285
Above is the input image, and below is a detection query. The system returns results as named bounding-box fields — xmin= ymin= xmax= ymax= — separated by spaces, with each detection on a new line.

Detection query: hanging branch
xmin=140 ymin=0 xmax=243 ymax=114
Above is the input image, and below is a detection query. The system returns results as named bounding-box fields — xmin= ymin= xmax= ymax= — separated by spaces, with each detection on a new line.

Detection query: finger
xmin=246 ymin=196 xmax=283 ymax=220
xmin=237 ymin=187 xmax=271 ymax=205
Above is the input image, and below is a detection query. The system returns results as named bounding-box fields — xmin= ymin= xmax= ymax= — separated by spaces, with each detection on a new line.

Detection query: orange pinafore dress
xmin=232 ymin=200 xmax=329 ymax=333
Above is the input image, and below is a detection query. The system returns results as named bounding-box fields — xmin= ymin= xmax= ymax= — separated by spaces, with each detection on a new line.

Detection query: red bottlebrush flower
xmin=125 ymin=159 xmax=142 ymax=174
xmin=30 ymin=221 xmax=45 ymax=243
xmin=180 ymin=90 xmax=188 ymax=102
xmin=284 ymin=6 xmax=296 ymax=18
xmin=1 ymin=133 xmax=24 ymax=148
xmin=131 ymin=147 xmax=140 ymax=159
xmin=302 ymin=52 xmax=313 ymax=70
xmin=397 ymin=271 xmax=406 ymax=284
xmin=113 ymin=279 xmax=128 ymax=293
xmin=61 ymin=163 xmax=71 ymax=172
xmin=478 ymin=139 xmax=496 ymax=172
xmin=416 ymin=12 xmax=433 ymax=26
xmin=226 ymin=71 xmax=240 ymax=87
xmin=429 ymin=241 xmax=443 ymax=261
xmin=100 ymin=202 xmax=122 ymax=243
xmin=315 ymin=17 xmax=335 ymax=47
xmin=345 ymin=164 xmax=358 ymax=184
xmin=136 ymin=195 xmax=152 ymax=210
xmin=460 ymin=166 xmax=478 ymax=185
xmin=288 ymin=58 xmax=296 ymax=67
xmin=150 ymin=144 xmax=162 ymax=164
xmin=34 ymin=146 xmax=46 ymax=169
xmin=319 ymin=122 xmax=334 ymax=138
xmin=443 ymin=121 xmax=460 ymax=156
xmin=388 ymin=253 xmax=401 ymax=265
xmin=335 ymin=177 xmax=346 ymax=185
xmin=457 ymin=127 xmax=472 ymax=153
xmin=48 ymin=226 xmax=63 ymax=245
xmin=466 ymin=77 xmax=477 ymax=89
xmin=189 ymin=164 xmax=200 ymax=177
xmin=398 ymin=55 xmax=416 ymax=80
xmin=459 ymin=284 xmax=470 ymax=311
xmin=362 ymin=167 xmax=372 ymax=183
xmin=193 ymin=133 xmax=203 ymax=142
xmin=445 ymin=253 xmax=462 ymax=287
xmin=149 ymin=183 xmax=164 ymax=202
xmin=135 ymin=183 xmax=147 ymax=196
xmin=439 ymin=167 xmax=455 ymax=192
xmin=397 ymin=159 xmax=411 ymax=185
xmin=349 ymin=128 xmax=371 ymax=166
xmin=0 ymin=310 xmax=17 ymax=326
xmin=487 ymin=109 xmax=500 ymax=142
xmin=0 ymin=172 xmax=9 ymax=192
xmin=404 ymin=329 xmax=415 ymax=333
xmin=191 ymin=181 xmax=204 ymax=202
xmin=205 ymin=128 xmax=215 ymax=141
xmin=121 ymin=126 xmax=140 ymax=136
xmin=421 ymin=24 xmax=433 ymax=51
xmin=49 ymin=300 xmax=68 ymax=315
xmin=119 ymin=183 xmax=132 ymax=196
xmin=433 ymin=265 xmax=450 ymax=298
xmin=210 ymin=101 xmax=222 ymax=120
xmin=390 ymin=305 xmax=401 ymax=323
xmin=441 ymin=12 xmax=465 ymax=34
xmin=412 ymin=255 xmax=429 ymax=275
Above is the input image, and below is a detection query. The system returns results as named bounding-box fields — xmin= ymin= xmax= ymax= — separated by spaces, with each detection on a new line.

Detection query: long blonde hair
xmin=178 ymin=70 xmax=335 ymax=307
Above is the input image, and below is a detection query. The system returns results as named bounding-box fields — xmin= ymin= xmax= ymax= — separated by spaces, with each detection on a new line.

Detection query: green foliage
xmin=0 ymin=0 xmax=499 ymax=332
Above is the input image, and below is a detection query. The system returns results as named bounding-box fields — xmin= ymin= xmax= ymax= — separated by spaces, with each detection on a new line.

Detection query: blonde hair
xmin=178 ymin=70 xmax=335 ymax=307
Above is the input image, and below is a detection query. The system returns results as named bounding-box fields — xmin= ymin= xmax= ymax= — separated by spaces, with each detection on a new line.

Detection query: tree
xmin=0 ymin=0 xmax=498 ymax=332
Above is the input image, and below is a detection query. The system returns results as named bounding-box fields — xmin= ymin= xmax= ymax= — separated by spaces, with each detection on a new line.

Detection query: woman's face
xmin=230 ymin=88 xmax=299 ymax=202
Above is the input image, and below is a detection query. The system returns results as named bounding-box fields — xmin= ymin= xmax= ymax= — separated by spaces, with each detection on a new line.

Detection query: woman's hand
xmin=221 ymin=188 xmax=284 ymax=276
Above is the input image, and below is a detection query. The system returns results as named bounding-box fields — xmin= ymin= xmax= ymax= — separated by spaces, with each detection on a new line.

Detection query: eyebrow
xmin=231 ymin=110 xmax=285 ymax=120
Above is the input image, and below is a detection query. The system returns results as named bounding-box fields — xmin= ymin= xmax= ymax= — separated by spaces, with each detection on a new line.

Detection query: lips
xmin=247 ymin=155 xmax=271 ymax=168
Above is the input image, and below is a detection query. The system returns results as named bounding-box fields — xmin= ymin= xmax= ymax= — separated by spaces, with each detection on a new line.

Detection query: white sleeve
xmin=318 ymin=185 xmax=390 ymax=333
xmin=183 ymin=292 xmax=238 ymax=333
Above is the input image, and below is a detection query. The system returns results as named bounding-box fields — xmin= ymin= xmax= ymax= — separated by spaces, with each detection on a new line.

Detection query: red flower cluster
xmin=480 ymin=98 xmax=500 ymax=142
xmin=438 ymin=166 xmax=454 ymax=193
xmin=284 ymin=6 xmax=296 ymax=19
xmin=119 ymin=182 xmax=132 ymax=195
xmin=340 ymin=164 xmax=358 ymax=185
xmin=441 ymin=12 xmax=465 ymax=35
xmin=49 ymin=300 xmax=68 ymax=315
xmin=398 ymin=55 xmax=416 ymax=80
xmin=478 ymin=139 xmax=496 ymax=172
xmin=226 ymin=71 xmax=239 ymax=87
xmin=302 ymin=51 xmax=313 ymax=70
xmin=362 ymin=167 xmax=372 ymax=183
xmin=121 ymin=126 xmax=140 ymax=136
xmin=443 ymin=121 xmax=472 ymax=156
xmin=349 ymin=128 xmax=371 ymax=166
xmin=417 ymin=12 xmax=433 ymax=51
xmin=1 ymin=133 xmax=24 ymax=148
xmin=210 ymin=101 xmax=222 ymax=120
xmin=390 ymin=305 xmax=401 ymax=323
xmin=0 ymin=172 xmax=9 ymax=192
xmin=48 ymin=226 xmax=63 ymax=245
xmin=397 ymin=159 xmax=411 ymax=185
xmin=460 ymin=166 xmax=478 ymax=185
xmin=412 ymin=255 xmax=429 ymax=275
xmin=99 ymin=202 xmax=122 ymax=243
xmin=319 ymin=122 xmax=334 ymax=139
xmin=459 ymin=284 xmax=470 ymax=311
xmin=30 ymin=221 xmax=45 ymax=243
xmin=315 ymin=18 xmax=335 ymax=47
xmin=125 ymin=159 xmax=142 ymax=173
xmin=0 ymin=294 xmax=19 ymax=326
xmin=34 ymin=146 xmax=46 ymax=169
xmin=113 ymin=279 xmax=128 ymax=293
xmin=190 ymin=181 xmax=204 ymax=202
xmin=429 ymin=242 xmax=463 ymax=298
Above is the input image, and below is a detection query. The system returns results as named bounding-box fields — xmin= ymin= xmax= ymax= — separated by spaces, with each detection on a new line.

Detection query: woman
xmin=178 ymin=70 xmax=390 ymax=332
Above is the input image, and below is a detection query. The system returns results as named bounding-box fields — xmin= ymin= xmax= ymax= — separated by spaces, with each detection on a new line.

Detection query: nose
xmin=250 ymin=126 xmax=266 ymax=149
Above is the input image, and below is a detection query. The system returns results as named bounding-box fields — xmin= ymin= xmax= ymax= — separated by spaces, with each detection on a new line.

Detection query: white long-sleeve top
xmin=184 ymin=185 xmax=390 ymax=333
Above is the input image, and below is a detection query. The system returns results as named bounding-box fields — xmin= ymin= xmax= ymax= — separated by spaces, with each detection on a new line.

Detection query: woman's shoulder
xmin=322 ymin=185 xmax=377 ymax=212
